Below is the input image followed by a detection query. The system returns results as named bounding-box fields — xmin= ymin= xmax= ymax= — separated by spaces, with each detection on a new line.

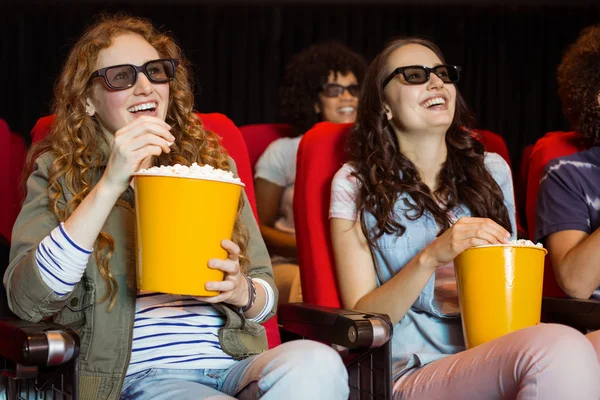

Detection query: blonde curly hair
xmin=27 ymin=14 xmax=249 ymax=310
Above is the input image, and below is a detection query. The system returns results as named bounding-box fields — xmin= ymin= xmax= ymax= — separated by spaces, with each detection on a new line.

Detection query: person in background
xmin=535 ymin=25 xmax=600 ymax=301
xmin=330 ymin=37 xmax=600 ymax=399
xmin=254 ymin=41 xmax=367 ymax=304
xmin=4 ymin=15 xmax=348 ymax=400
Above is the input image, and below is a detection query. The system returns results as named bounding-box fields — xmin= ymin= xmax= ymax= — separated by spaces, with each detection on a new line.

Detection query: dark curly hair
xmin=347 ymin=38 xmax=512 ymax=247
xmin=557 ymin=25 xmax=600 ymax=147
xmin=279 ymin=41 xmax=367 ymax=135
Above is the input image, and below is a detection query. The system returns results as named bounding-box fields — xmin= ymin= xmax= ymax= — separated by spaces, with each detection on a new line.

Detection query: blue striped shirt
xmin=36 ymin=223 xmax=274 ymax=376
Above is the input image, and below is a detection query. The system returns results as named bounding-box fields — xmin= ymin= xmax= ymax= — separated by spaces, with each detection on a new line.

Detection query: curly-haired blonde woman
xmin=330 ymin=37 xmax=600 ymax=399
xmin=4 ymin=15 xmax=347 ymax=400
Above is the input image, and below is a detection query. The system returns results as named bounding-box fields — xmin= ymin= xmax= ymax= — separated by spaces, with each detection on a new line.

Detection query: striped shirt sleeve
xmin=248 ymin=278 xmax=274 ymax=323
xmin=36 ymin=223 xmax=92 ymax=296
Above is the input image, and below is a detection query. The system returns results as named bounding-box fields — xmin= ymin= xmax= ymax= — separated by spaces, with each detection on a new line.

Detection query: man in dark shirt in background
xmin=535 ymin=25 xmax=600 ymax=300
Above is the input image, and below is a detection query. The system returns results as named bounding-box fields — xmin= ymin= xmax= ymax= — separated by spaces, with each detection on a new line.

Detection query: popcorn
xmin=136 ymin=162 xmax=243 ymax=185
xmin=507 ymin=239 xmax=544 ymax=248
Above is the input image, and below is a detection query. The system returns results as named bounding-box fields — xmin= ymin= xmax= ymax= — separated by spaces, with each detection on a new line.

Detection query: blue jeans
xmin=120 ymin=340 xmax=349 ymax=399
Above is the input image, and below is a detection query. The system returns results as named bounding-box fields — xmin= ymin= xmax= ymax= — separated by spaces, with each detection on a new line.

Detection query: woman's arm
xmin=254 ymin=178 xmax=297 ymax=258
xmin=331 ymin=217 xmax=436 ymax=325
xmin=65 ymin=117 xmax=174 ymax=248
xmin=331 ymin=216 xmax=509 ymax=326
xmin=5 ymin=117 xmax=174 ymax=321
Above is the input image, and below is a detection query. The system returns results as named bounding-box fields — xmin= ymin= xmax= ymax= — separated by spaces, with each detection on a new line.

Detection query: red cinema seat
xmin=239 ymin=123 xmax=296 ymax=170
xmin=30 ymin=113 xmax=279 ymax=347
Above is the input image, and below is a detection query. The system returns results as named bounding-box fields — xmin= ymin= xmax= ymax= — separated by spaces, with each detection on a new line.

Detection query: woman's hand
xmin=195 ymin=239 xmax=249 ymax=308
xmin=100 ymin=116 xmax=175 ymax=194
xmin=423 ymin=217 xmax=510 ymax=268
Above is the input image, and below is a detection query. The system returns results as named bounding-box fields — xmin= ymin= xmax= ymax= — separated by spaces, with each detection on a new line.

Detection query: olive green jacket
xmin=4 ymin=150 xmax=277 ymax=400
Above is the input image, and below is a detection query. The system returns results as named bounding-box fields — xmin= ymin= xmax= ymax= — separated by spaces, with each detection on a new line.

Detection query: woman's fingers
xmin=459 ymin=226 xmax=504 ymax=245
xmin=116 ymin=115 xmax=172 ymax=134
xmin=221 ymin=239 xmax=241 ymax=261
xmin=205 ymin=280 xmax=235 ymax=293
xmin=115 ymin=116 xmax=175 ymax=143
xmin=129 ymin=133 xmax=172 ymax=154
xmin=131 ymin=145 xmax=163 ymax=162
xmin=194 ymin=293 xmax=228 ymax=303
xmin=455 ymin=217 xmax=510 ymax=243
xmin=208 ymin=258 xmax=239 ymax=274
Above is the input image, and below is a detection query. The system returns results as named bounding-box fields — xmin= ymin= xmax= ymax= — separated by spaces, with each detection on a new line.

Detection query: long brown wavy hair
xmin=557 ymin=24 xmax=600 ymax=147
xmin=26 ymin=14 xmax=249 ymax=310
xmin=347 ymin=38 xmax=512 ymax=247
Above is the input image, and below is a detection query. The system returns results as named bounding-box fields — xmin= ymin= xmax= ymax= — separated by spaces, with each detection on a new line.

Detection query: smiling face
xmin=86 ymin=33 xmax=170 ymax=136
xmin=314 ymin=70 xmax=359 ymax=124
xmin=383 ymin=43 xmax=456 ymax=135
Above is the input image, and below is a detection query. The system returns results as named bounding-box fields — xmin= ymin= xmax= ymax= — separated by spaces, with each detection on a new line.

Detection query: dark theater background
xmin=1 ymin=0 xmax=599 ymax=167
xmin=1 ymin=1 xmax=600 ymax=397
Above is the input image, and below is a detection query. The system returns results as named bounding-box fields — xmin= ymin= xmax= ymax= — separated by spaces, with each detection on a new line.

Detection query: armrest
xmin=0 ymin=318 xmax=79 ymax=366
xmin=277 ymin=303 xmax=392 ymax=349
xmin=542 ymin=297 xmax=600 ymax=330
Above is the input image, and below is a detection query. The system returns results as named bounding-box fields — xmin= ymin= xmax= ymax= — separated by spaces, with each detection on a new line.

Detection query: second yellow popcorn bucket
xmin=133 ymin=174 xmax=243 ymax=296
xmin=454 ymin=244 xmax=547 ymax=348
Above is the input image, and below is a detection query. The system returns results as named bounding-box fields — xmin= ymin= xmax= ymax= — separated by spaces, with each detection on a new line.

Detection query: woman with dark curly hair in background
xmin=535 ymin=25 xmax=600 ymax=303
xmin=330 ymin=37 xmax=600 ymax=398
xmin=254 ymin=41 xmax=367 ymax=304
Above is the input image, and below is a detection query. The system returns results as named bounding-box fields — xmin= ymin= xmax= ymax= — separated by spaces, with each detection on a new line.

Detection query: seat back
xmin=0 ymin=119 xmax=27 ymax=243
xmin=198 ymin=114 xmax=258 ymax=220
xmin=30 ymin=113 xmax=280 ymax=347
xmin=239 ymin=123 xmax=296 ymax=170
xmin=525 ymin=131 xmax=587 ymax=297
xmin=0 ymin=119 xmax=11 ymax=241
xmin=472 ymin=129 xmax=512 ymax=169
xmin=516 ymin=144 xmax=534 ymax=234
xmin=294 ymin=122 xmax=353 ymax=307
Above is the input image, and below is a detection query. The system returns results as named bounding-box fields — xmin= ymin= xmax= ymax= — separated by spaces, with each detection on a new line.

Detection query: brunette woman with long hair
xmin=329 ymin=37 xmax=600 ymax=398
xmin=5 ymin=14 xmax=347 ymax=400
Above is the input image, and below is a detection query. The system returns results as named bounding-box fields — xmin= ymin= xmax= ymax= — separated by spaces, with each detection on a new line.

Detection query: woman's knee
xmin=525 ymin=324 xmax=597 ymax=362
xmin=519 ymin=324 xmax=600 ymax=395
xmin=284 ymin=340 xmax=347 ymax=376
xmin=258 ymin=340 xmax=348 ymax=399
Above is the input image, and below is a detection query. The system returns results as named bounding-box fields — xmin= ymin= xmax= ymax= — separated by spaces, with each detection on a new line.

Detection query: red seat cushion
xmin=0 ymin=119 xmax=27 ymax=242
xmin=199 ymin=113 xmax=258 ymax=221
xmin=294 ymin=122 xmax=352 ymax=307
xmin=239 ymin=123 xmax=296 ymax=170
xmin=525 ymin=131 xmax=587 ymax=297
xmin=516 ymin=144 xmax=534 ymax=233
xmin=472 ymin=129 xmax=512 ymax=169
xmin=30 ymin=113 xmax=281 ymax=348
xmin=0 ymin=119 xmax=11 ymax=240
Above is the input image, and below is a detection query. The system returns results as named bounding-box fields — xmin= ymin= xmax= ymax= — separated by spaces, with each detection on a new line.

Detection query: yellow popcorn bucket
xmin=454 ymin=244 xmax=547 ymax=348
xmin=133 ymin=174 xmax=244 ymax=296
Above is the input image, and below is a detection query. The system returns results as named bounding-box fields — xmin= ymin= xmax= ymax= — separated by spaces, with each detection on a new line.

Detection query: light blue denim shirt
xmin=344 ymin=153 xmax=517 ymax=379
